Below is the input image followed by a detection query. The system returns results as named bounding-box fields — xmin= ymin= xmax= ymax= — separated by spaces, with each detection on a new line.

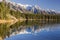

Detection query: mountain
xmin=0 ymin=0 xmax=60 ymax=15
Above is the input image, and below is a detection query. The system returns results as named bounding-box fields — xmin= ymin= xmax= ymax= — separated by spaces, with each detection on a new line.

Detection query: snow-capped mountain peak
xmin=17 ymin=3 xmax=32 ymax=9
xmin=2 ymin=1 xmax=60 ymax=14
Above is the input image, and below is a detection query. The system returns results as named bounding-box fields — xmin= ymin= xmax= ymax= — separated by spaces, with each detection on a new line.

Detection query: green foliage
xmin=0 ymin=2 xmax=10 ymax=19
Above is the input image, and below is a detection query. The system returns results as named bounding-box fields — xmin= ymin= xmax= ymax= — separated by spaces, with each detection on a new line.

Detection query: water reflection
xmin=0 ymin=23 xmax=12 ymax=40
xmin=9 ymin=22 xmax=60 ymax=37
xmin=0 ymin=20 xmax=60 ymax=40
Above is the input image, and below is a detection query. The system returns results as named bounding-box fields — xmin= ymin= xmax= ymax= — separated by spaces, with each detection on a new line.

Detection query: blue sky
xmin=10 ymin=0 xmax=60 ymax=11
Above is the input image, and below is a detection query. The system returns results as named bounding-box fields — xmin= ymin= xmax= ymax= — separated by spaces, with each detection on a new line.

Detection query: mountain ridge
xmin=4 ymin=1 xmax=60 ymax=14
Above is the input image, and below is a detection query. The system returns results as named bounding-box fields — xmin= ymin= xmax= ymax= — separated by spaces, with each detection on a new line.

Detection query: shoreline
xmin=0 ymin=20 xmax=14 ymax=24
xmin=0 ymin=18 xmax=59 ymax=24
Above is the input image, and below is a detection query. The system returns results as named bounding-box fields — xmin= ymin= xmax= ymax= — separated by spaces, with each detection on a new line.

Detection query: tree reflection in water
xmin=0 ymin=20 xmax=60 ymax=40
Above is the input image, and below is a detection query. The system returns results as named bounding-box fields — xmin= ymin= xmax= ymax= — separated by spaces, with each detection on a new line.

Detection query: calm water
xmin=1 ymin=20 xmax=60 ymax=40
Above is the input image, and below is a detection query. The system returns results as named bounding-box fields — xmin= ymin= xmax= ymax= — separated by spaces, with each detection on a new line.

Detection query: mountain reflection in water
xmin=0 ymin=20 xmax=60 ymax=40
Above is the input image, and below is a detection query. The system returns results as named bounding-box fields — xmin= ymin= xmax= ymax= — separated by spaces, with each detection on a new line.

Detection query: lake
xmin=0 ymin=20 xmax=60 ymax=40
